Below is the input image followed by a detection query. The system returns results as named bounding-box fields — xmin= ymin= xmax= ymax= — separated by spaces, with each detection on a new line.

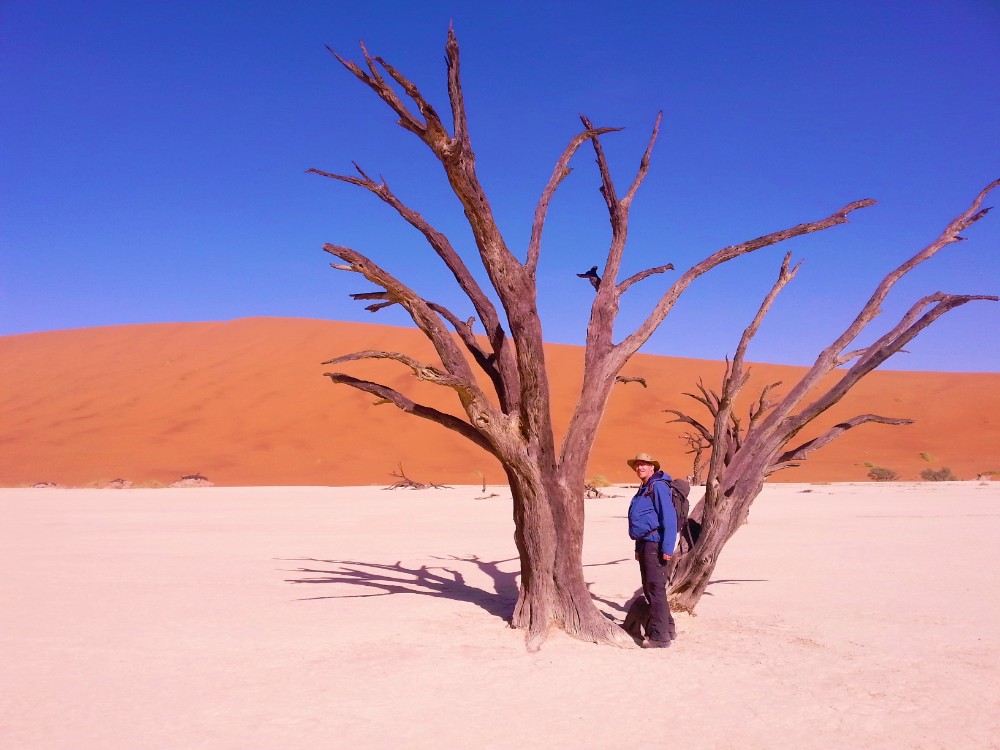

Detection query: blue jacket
xmin=628 ymin=470 xmax=678 ymax=555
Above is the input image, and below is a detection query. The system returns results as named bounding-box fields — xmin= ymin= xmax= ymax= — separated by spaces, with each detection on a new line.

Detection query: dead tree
xmin=665 ymin=188 xmax=999 ymax=612
xmin=310 ymin=28 xmax=995 ymax=648
xmin=677 ymin=431 xmax=710 ymax=486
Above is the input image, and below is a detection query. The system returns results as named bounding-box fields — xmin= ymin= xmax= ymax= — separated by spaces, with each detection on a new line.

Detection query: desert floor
xmin=2 ymin=482 xmax=998 ymax=749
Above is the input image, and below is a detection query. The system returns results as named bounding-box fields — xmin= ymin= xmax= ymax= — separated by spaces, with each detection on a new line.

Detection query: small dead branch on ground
xmin=385 ymin=464 xmax=451 ymax=490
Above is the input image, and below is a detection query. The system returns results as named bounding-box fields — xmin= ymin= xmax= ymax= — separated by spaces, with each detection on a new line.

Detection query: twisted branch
xmin=770 ymin=415 xmax=914 ymax=473
xmin=323 ymin=372 xmax=495 ymax=454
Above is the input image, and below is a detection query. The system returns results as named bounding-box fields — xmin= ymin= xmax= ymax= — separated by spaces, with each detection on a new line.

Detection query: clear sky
xmin=3 ymin=0 xmax=998 ymax=371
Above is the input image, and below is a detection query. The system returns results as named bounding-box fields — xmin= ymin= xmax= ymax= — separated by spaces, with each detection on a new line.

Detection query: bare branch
xmin=310 ymin=166 xmax=520 ymax=409
xmin=851 ymin=294 xmax=996 ymax=374
xmin=735 ymin=181 xmax=999 ymax=463
xmin=614 ymin=375 xmax=648 ymax=388
xmin=691 ymin=379 xmax=723 ymax=414
xmin=664 ymin=409 xmax=713 ymax=443
xmin=326 ymin=45 xmax=426 ymax=136
xmin=526 ymin=125 xmax=620 ymax=273
xmin=813 ymin=179 xmax=999 ymax=367
xmin=401 ymin=299 xmax=503 ymax=399
xmin=622 ymin=110 xmax=662 ymax=207
xmin=444 ymin=27 xmax=468 ymax=146
xmin=349 ymin=291 xmax=389 ymax=301
xmin=579 ymin=115 xmax=619 ymax=212
xmin=747 ymin=382 xmax=782 ymax=431
xmin=322 ymin=350 xmax=480 ymax=396
xmin=835 ymin=347 xmax=867 ymax=367
xmin=770 ymin=414 xmax=914 ymax=472
xmin=617 ymin=264 xmax=674 ymax=295
xmin=732 ymin=254 xmax=799 ymax=374
xmin=787 ymin=292 xmax=997 ymax=434
xmin=577 ymin=113 xmax=662 ymax=304
xmin=374 ymin=54 xmax=453 ymax=145
xmin=323 ymin=372 xmax=495 ymax=454
xmin=711 ymin=253 xmax=799 ymax=462
xmin=616 ymin=199 xmax=876 ymax=362
xmin=322 ymin=243 xmax=497 ymax=420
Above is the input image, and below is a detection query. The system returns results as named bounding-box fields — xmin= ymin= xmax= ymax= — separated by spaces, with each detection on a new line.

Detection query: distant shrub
xmin=919 ymin=452 xmax=934 ymax=462
xmin=920 ymin=467 xmax=956 ymax=481
xmin=867 ymin=465 xmax=899 ymax=482
xmin=588 ymin=475 xmax=613 ymax=488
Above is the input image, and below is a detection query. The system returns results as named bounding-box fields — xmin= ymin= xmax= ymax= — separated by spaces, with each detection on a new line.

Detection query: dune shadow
xmin=279 ymin=555 xmax=634 ymax=623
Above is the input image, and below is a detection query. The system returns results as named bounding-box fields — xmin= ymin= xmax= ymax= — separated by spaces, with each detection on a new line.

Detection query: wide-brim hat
xmin=626 ymin=452 xmax=660 ymax=472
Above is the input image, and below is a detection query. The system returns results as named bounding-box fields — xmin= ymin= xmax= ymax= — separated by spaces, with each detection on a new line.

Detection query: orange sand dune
xmin=1 ymin=317 xmax=996 ymax=487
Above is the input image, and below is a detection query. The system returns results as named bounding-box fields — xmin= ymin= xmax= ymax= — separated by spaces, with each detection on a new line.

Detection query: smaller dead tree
xmin=677 ymin=430 xmax=711 ymax=486
xmin=665 ymin=181 xmax=999 ymax=612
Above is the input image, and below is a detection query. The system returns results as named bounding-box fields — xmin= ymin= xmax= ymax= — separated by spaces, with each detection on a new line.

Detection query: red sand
xmin=1 ymin=317 xmax=997 ymax=487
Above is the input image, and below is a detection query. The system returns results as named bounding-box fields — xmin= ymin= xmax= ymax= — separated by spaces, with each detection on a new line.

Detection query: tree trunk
xmin=507 ymin=468 xmax=633 ymax=649
xmin=669 ymin=474 xmax=764 ymax=612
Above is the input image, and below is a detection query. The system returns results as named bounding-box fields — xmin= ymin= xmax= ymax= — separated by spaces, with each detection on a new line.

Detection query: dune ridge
xmin=1 ymin=317 xmax=996 ymax=487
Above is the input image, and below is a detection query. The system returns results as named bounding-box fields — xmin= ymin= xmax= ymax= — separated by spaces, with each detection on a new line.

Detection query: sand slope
xmin=1 ymin=482 xmax=997 ymax=749
xmin=1 ymin=317 xmax=997 ymax=486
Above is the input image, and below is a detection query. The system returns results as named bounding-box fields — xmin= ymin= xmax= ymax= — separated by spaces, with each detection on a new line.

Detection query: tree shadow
xmin=279 ymin=555 xmax=521 ymax=622
xmin=697 ymin=578 xmax=768 ymax=597
xmin=583 ymin=559 xmax=634 ymax=616
xmin=278 ymin=555 xmax=634 ymax=623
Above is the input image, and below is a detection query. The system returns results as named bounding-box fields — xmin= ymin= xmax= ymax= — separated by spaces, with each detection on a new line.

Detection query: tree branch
xmin=787 ymin=292 xmax=997 ymax=434
xmin=754 ymin=180 xmax=999 ymax=442
xmin=578 ymin=113 xmax=662 ymax=302
xmin=664 ymin=409 xmax=713 ymax=443
xmin=322 ymin=350 xmax=481 ymax=397
xmin=526 ymin=125 xmax=620 ymax=273
xmin=622 ymin=111 xmax=662 ymax=207
xmin=617 ymin=264 xmax=674 ymax=295
xmin=444 ymin=26 xmax=468 ymax=146
xmin=322 ymin=243 xmax=500 ymax=428
xmin=826 ymin=180 xmax=999 ymax=362
xmin=323 ymin=372 xmax=496 ymax=454
xmin=711 ymin=253 xmax=799 ymax=467
xmin=327 ymin=44 xmax=427 ymax=137
xmin=747 ymin=382 xmax=782 ymax=431
xmin=615 ymin=199 xmax=876 ymax=364
xmin=770 ymin=414 xmax=914 ymax=472
xmin=309 ymin=165 xmax=520 ymax=410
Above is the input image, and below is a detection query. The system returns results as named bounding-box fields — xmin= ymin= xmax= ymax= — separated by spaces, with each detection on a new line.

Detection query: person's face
xmin=633 ymin=461 xmax=655 ymax=482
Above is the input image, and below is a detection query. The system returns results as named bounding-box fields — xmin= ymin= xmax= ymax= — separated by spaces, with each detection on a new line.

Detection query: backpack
xmin=648 ymin=476 xmax=700 ymax=552
xmin=669 ymin=478 xmax=700 ymax=552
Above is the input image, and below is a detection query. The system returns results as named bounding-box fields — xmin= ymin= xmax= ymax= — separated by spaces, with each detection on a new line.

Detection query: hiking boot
xmin=641 ymin=638 xmax=671 ymax=649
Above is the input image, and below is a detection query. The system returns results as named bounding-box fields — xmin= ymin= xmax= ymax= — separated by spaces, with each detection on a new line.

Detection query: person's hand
xmin=635 ymin=551 xmax=640 ymax=561
xmin=662 ymin=553 xmax=672 ymax=561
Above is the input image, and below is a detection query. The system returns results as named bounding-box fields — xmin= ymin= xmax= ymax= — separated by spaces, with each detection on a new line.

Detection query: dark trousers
xmin=638 ymin=540 xmax=675 ymax=642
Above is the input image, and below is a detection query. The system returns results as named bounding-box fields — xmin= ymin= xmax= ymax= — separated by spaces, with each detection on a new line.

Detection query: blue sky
xmin=3 ymin=0 xmax=998 ymax=371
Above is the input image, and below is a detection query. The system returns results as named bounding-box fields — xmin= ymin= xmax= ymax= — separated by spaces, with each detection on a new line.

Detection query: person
xmin=626 ymin=451 xmax=678 ymax=649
